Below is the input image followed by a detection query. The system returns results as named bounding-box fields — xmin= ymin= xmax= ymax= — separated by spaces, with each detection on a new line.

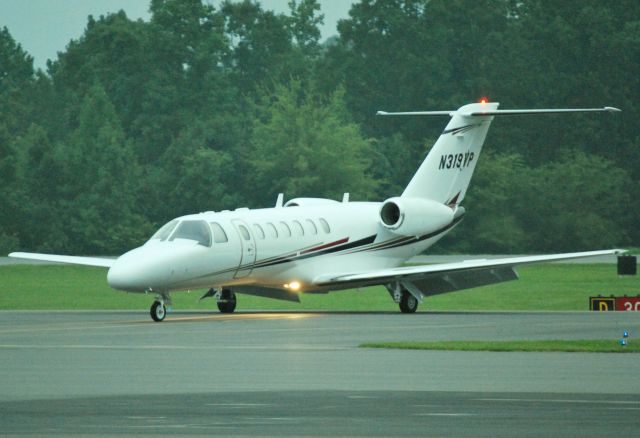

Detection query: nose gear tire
xmin=150 ymin=301 xmax=166 ymax=322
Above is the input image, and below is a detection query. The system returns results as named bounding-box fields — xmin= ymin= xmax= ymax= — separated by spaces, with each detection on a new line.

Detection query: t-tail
xmin=377 ymin=102 xmax=620 ymax=208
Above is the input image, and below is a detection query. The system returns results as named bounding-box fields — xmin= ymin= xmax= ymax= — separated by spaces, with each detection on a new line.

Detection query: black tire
xmin=217 ymin=289 xmax=237 ymax=314
xmin=150 ymin=301 xmax=166 ymax=322
xmin=399 ymin=291 xmax=418 ymax=313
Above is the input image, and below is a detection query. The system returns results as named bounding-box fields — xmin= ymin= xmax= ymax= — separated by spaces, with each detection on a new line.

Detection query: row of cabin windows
xmin=151 ymin=218 xmax=332 ymax=247
xmin=212 ymin=218 xmax=331 ymax=243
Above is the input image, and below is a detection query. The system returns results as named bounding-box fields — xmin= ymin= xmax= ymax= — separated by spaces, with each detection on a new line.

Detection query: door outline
xmin=231 ymin=219 xmax=257 ymax=278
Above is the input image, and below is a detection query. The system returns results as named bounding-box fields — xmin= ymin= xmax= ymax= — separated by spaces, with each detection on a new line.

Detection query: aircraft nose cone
xmin=107 ymin=260 xmax=141 ymax=291
xmin=107 ymin=247 xmax=170 ymax=292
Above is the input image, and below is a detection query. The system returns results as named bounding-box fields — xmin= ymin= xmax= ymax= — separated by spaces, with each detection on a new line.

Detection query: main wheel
xmin=399 ymin=291 xmax=418 ymax=313
xmin=150 ymin=301 xmax=166 ymax=322
xmin=217 ymin=289 xmax=237 ymax=314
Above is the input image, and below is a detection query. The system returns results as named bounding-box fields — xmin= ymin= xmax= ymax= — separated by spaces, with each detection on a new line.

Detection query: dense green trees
xmin=0 ymin=0 xmax=637 ymax=254
xmin=248 ymin=82 xmax=377 ymax=205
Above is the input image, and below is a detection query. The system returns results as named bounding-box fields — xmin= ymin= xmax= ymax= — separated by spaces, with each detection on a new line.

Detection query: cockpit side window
xmin=150 ymin=220 xmax=178 ymax=242
xmin=210 ymin=222 xmax=228 ymax=243
xmin=169 ymin=220 xmax=212 ymax=246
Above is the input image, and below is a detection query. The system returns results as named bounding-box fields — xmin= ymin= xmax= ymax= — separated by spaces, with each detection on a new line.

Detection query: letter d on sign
xmin=590 ymin=297 xmax=615 ymax=311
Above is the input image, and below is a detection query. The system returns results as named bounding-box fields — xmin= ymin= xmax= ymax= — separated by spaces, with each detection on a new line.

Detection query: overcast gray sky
xmin=0 ymin=0 xmax=354 ymax=71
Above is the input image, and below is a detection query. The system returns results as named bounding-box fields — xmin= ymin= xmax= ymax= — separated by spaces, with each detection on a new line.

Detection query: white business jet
xmin=10 ymin=101 xmax=623 ymax=321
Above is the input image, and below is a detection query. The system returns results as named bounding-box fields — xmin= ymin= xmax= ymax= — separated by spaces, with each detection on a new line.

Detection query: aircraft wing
xmin=314 ymin=249 xmax=624 ymax=296
xmin=8 ymin=252 xmax=115 ymax=268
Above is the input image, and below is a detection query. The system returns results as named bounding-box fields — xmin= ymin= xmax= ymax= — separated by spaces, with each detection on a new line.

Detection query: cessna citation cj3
xmin=10 ymin=101 xmax=623 ymax=321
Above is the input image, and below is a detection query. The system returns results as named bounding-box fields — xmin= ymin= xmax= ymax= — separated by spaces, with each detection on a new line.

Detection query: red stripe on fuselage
xmin=300 ymin=237 xmax=349 ymax=255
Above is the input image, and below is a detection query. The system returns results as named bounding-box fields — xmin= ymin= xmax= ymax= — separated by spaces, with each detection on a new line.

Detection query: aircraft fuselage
xmin=106 ymin=201 xmax=458 ymax=294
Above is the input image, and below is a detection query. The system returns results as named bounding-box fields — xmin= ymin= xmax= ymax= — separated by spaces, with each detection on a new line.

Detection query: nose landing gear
xmin=150 ymin=301 xmax=166 ymax=322
xmin=150 ymin=294 xmax=172 ymax=322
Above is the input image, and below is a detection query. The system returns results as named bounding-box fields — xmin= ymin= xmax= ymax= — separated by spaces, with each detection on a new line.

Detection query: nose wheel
xmin=150 ymin=301 xmax=166 ymax=322
xmin=150 ymin=294 xmax=172 ymax=322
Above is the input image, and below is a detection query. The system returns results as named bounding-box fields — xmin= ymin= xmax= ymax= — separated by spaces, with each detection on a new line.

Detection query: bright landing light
xmin=284 ymin=281 xmax=301 ymax=291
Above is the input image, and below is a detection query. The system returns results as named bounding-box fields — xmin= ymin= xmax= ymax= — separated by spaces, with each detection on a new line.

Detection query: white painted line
xmin=414 ymin=413 xmax=477 ymax=417
xmin=206 ymin=403 xmax=270 ymax=407
xmin=475 ymin=398 xmax=640 ymax=405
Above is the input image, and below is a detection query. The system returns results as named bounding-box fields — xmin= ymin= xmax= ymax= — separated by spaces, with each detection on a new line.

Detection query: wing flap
xmin=410 ymin=267 xmax=519 ymax=296
xmin=8 ymin=252 xmax=115 ymax=268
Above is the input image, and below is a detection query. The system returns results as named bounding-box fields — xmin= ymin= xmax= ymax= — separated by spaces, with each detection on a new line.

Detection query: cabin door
xmin=231 ymin=219 xmax=257 ymax=278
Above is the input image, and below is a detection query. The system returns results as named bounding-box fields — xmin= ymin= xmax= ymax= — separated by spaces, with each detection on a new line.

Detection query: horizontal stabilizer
xmin=377 ymin=106 xmax=620 ymax=117
xmin=8 ymin=252 xmax=115 ymax=268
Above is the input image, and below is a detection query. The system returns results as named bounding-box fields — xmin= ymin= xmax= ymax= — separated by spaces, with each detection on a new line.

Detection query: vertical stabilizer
xmin=401 ymin=102 xmax=498 ymax=205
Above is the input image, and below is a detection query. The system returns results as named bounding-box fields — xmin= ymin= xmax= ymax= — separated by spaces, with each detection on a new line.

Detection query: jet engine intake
xmin=379 ymin=197 xmax=454 ymax=236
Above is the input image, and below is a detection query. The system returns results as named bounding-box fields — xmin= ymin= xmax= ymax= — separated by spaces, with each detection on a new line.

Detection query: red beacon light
xmin=479 ymin=97 xmax=489 ymax=104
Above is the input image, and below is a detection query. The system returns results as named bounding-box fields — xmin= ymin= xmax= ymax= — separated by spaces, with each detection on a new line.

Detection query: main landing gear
xmin=387 ymin=283 xmax=419 ymax=313
xmin=216 ymin=289 xmax=237 ymax=314
xmin=200 ymin=288 xmax=238 ymax=314
xmin=399 ymin=291 xmax=418 ymax=313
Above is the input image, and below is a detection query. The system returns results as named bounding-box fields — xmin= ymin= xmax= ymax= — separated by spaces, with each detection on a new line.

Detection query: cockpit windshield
xmin=149 ymin=220 xmax=178 ymax=242
xmin=169 ymin=220 xmax=212 ymax=247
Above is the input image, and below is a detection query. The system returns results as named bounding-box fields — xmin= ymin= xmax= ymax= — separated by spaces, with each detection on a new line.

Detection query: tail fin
xmin=400 ymin=102 xmax=497 ymax=205
xmin=377 ymin=102 xmax=620 ymax=206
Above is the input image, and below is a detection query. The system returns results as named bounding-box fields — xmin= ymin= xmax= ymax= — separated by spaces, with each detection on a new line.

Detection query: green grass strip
xmin=1 ymin=263 xmax=638 ymax=311
xmin=360 ymin=340 xmax=640 ymax=353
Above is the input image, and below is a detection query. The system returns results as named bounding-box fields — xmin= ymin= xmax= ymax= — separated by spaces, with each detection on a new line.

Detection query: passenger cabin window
xmin=266 ymin=222 xmax=278 ymax=238
xmin=319 ymin=218 xmax=331 ymax=233
xmin=169 ymin=220 xmax=211 ymax=246
xmin=253 ymin=224 xmax=265 ymax=239
xmin=150 ymin=220 xmax=178 ymax=241
xmin=292 ymin=220 xmax=304 ymax=236
xmin=238 ymin=224 xmax=251 ymax=240
xmin=279 ymin=221 xmax=291 ymax=237
xmin=305 ymin=219 xmax=317 ymax=235
xmin=210 ymin=222 xmax=228 ymax=243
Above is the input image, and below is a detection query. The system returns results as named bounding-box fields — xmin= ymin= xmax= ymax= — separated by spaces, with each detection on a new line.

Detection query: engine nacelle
xmin=379 ymin=197 xmax=454 ymax=236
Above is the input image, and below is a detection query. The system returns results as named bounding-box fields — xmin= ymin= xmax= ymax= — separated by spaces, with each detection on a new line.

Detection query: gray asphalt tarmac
xmin=1 ymin=311 xmax=639 ymax=436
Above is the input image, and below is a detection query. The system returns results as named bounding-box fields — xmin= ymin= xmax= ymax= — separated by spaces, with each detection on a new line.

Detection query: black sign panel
xmin=590 ymin=297 xmax=615 ymax=311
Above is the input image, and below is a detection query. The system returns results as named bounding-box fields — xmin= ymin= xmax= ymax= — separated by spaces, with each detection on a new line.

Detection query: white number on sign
xmin=623 ymin=301 xmax=640 ymax=311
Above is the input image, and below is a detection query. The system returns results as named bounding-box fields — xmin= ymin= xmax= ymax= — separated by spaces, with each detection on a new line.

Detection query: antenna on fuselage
xmin=275 ymin=193 xmax=284 ymax=208
xmin=342 ymin=193 xmax=350 ymax=203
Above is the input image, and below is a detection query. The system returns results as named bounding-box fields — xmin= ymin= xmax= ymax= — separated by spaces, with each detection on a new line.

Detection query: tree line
xmin=1 ymin=0 xmax=638 ymax=255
